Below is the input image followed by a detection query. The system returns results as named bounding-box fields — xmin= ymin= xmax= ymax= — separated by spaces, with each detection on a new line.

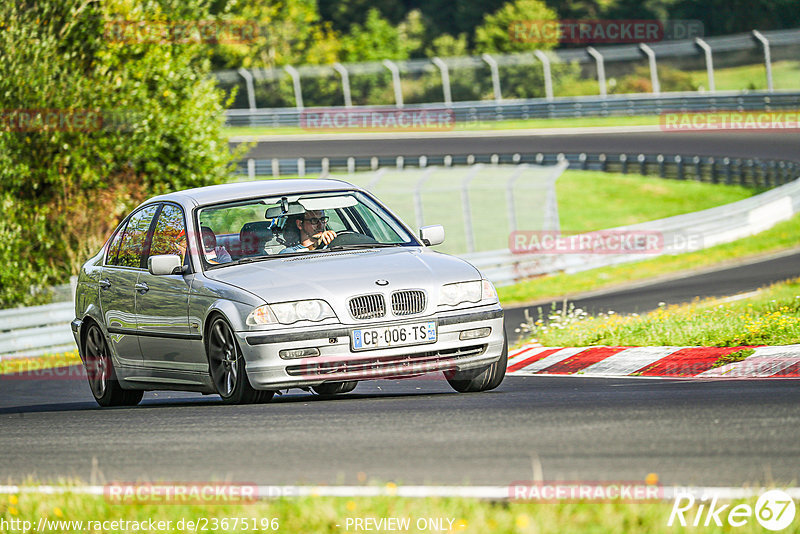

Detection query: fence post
xmin=297 ymin=158 xmax=305 ymax=177
xmin=271 ymin=158 xmax=280 ymax=177
xmin=481 ymin=54 xmax=502 ymax=102
xmin=675 ymin=155 xmax=684 ymax=180
xmin=586 ymin=47 xmax=607 ymax=98
xmin=693 ymin=156 xmax=702 ymax=181
xmin=710 ymin=157 xmax=718 ymax=184
xmin=724 ymin=157 xmax=732 ymax=184
xmin=639 ymin=44 xmax=660 ymax=95
xmin=347 ymin=157 xmax=355 ymax=174
xmin=431 ymin=57 xmax=452 ymax=106
xmin=237 ymin=68 xmax=257 ymax=112
xmin=599 ymin=153 xmax=607 ymax=171
xmin=333 ymin=62 xmax=353 ymax=107
xmin=657 ymin=154 xmax=665 ymax=177
xmin=579 ymin=152 xmax=588 ymax=170
xmin=694 ymin=38 xmax=716 ymax=92
xmin=413 ymin=168 xmax=435 ymax=229
xmin=247 ymin=158 xmax=255 ymax=180
xmin=620 ymin=153 xmax=628 ymax=174
xmin=461 ymin=165 xmax=483 ymax=253
xmin=505 ymin=164 xmax=528 ymax=234
xmin=752 ymin=30 xmax=774 ymax=92
xmin=533 ymin=50 xmax=554 ymax=101
xmin=638 ymin=154 xmax=647 ymax=175
xmin=382 ymin=59 xmax=404 ymax=108
xmin=284 ymin=65 xmax=304 ymax=110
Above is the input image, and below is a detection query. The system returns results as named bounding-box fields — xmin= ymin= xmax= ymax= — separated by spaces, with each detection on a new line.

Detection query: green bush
xmin=0 ymin=0 xmax=245 ymax=307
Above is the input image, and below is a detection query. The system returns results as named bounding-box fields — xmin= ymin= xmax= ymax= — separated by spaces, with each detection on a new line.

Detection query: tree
xmin=475 ymin=0 xmax=559 ymax=54
xmin=0 ymin=0 xmax=244 ymax=306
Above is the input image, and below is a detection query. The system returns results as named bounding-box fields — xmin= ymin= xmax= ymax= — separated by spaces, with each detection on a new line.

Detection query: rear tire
xmin=445 ymin=335 xmax=507 ymax=393
xmin=312 ymin=381 xmax=357 ymax=396
xmin=83 ymin=324 xmax=143 ymax=407
xmin=206 ymin=316 xmax=267 ymax=404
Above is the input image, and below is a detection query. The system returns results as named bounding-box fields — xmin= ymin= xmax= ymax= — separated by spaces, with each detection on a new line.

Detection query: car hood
xmin=204 ymin=247 xmax=482 ymax=306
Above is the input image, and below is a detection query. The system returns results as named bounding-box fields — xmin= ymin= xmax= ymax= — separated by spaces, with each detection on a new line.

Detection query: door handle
xmin=135 ymin=282 xmax=149 ymax=293
xmin=99 ymin=279 xmax=111 ymax=290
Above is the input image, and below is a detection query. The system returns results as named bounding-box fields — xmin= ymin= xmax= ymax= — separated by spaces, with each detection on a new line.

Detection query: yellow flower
xmin=345 ymin=501 xmax=356 ymax=512
xmin=9 ymin=507 xmax=18 ymax=515
xmin=515 ymin=514 xmax=530 ymax=528
xmin=54 ymin=507 xmax=63 ymax=517
xmin=9 ymin=495 xmax=18 ymax=505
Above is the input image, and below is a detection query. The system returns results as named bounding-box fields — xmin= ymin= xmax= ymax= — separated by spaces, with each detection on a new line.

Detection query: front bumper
xmin=237 ymin=306 xmax=504 ymax=389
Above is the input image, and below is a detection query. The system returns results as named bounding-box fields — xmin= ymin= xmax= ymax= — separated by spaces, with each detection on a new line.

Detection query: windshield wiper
xmin=326 ymin=243 xmax=402 ymax=252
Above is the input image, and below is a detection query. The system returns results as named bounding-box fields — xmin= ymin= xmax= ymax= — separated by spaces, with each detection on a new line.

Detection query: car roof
xmin=145 ymin=178 xmax=362 ymax=208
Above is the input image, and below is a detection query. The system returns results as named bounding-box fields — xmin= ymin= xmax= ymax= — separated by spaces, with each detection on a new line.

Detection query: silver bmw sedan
xmin=71 ymin=179 xmax=506 ymax=406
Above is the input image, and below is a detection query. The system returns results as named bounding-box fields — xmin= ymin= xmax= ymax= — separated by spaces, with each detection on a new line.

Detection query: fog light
xmin=279 ymin=347 xmax=320 ymax=360
xmin=459 ymin=327 xmax=491 ymax=340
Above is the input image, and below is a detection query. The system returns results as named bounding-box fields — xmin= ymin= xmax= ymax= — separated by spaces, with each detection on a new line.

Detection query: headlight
xmin=440 ymin=281 xmax=482 ymax=306
xmin=439 ymin=279 xmax=498 ymax=307
xmin=247 ymin=300 xmax=336 ymax=326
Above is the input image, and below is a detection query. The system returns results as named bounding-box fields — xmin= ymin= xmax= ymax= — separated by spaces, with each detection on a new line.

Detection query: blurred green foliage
xmin=0 ymin=0 xmax=245 ymax=306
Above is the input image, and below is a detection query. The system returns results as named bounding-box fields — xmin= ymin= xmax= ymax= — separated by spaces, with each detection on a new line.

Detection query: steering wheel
xmin=322 ymin=230 xmax=376 ymax=249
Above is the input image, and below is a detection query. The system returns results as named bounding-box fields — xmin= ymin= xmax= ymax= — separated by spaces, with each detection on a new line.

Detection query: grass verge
xmin=498 ymin=213 xmax=800 ymax=307
xmin=519 ymin=277 xmax=800 ymax=347
xmin=0 ymin=489 xmax=787 ymax=534
xmin=0 ymin=351 xmax=80 ymax=375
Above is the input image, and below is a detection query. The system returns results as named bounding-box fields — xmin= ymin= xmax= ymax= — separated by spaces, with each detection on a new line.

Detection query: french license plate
xmin=351 ymin=321 xmax=437 ymax=351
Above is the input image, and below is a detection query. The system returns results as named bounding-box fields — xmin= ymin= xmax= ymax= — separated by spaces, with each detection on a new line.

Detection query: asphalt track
xmin=236 ymin=130 xmax=800 ymax=161
xmin=1 ymin=130 xmax=798 ymax=487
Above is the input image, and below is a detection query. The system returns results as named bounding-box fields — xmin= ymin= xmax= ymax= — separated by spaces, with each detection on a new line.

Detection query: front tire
xmin=312 ymin=381 xmax=357 ymax=396
xmin=206 ymin=316 xmax=271 ymax=404
xmin=445 ymin=335 xmax=508 ymax=393
xmin=83 ymin=324 xmax=143 ymax=407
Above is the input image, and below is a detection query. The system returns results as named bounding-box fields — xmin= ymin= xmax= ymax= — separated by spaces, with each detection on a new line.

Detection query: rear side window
xmin=111 ymin=204 xmax=159 ymax=268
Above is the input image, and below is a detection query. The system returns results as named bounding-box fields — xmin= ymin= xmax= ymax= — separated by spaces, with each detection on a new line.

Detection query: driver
xmin=280 ymin=209 xmax=337 ymax=253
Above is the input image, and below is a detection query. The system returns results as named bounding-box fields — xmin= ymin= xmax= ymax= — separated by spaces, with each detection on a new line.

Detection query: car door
xmin=136 ymin=203 xmax=203 ymax=372
xmin=99 ymin=204 xmax=159 ymax=369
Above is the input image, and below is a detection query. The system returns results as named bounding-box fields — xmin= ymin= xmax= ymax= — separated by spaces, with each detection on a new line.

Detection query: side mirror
xmin=148 ymin=255 xmax=183 ymax=276
xmin=419 ymin=225 xmax=445 ymax=246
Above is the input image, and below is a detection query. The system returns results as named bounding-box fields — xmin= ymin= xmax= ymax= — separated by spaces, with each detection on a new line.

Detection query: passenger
xmin=280 ymin=210 xmax=336 ymax=253
xmin=201 ymin=226 xmax=232 ymax=263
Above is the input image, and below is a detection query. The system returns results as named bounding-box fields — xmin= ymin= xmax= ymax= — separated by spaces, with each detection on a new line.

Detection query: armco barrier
xmin=467 ymin=174 xmax=800 ymax=285
xmin=0 ymin=301 xmax=77 ymax=360
xmin=235 ymin=151 xmax=800 ymax=189
xmin=226 ymin=91 xmax=800 ymax=127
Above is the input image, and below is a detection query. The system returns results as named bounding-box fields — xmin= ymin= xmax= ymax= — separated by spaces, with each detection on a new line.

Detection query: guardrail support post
xmin=752 ymin=30 xmax=774 ymax=92
xmin=638 ymin=154 xmax=647 ymax=175
xmin=638 ymin=44 xmax=660 ymax=95
xmin=333 ymin=62 xmax=353 ymax=107
xmin=382 ymin=59 xmax=404 ymax=108
xmin=481 ymin=54 xmax=502 ymax=102
xmin=237 ymin=68 xmax=257 ymax=113
xmin=657 ymin=154 xmax=665 ymax=177
xmin=586 ymin=47 xmax=607 ymax=98
xmin=694 ymin=38 xmax=716 ymax=92
xmin=284 ymin=65 xmax=304 ymax=110
xmin=724 ymin=157 xmax=732 ymax=184
xmin=675 ymin=155 xmax=684 ymax=180
xmin=710 ymin=157 xmax=718 ymax=183
xmin=432 ymin=57 xmax=452 ymax=106
xmin=247 ymin=158 xmax=255 ymax=180
xmin=620 ymin=153 xmax=628 ymax=174
xmin=533 ymin=50 xmax=554 ymax=101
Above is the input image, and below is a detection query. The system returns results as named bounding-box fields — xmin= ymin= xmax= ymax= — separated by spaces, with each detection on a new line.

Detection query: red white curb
xmin=507 ymin=344 xmax=800 ymax=378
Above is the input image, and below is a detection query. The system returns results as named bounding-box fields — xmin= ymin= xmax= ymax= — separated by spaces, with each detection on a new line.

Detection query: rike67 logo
xmin=668 ymin=490 xmax=796 ymax=531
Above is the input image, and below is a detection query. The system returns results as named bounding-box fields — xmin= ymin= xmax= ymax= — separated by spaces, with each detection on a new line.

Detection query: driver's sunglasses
xmin=303 ymin=216 xmax=329 ymax=224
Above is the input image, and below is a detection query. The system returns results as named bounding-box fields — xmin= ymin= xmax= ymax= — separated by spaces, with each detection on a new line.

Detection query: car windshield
xmin=196 ymin=190 xmax=419 ymax=267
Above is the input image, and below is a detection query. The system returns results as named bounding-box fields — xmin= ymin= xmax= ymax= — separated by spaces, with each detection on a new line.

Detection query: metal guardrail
xmin=0 ymin=301 xmax=77 ymax=360
xmin=236 ymin=151 xmax=800 ymax=189
xmin=225 ymin=91 xmax=800 ymax=127
xmin=468 ymin=175 xmax=800 ymax=285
